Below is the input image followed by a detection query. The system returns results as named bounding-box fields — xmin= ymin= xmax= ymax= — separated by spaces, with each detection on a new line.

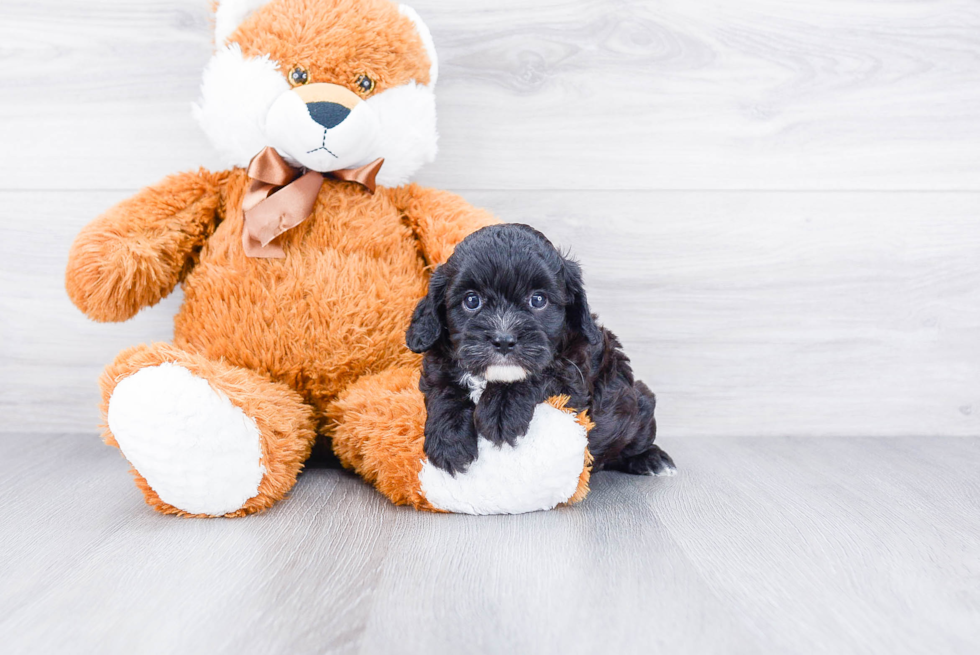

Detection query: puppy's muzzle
xmin=484 ymin=330 xmax=529 ymax=381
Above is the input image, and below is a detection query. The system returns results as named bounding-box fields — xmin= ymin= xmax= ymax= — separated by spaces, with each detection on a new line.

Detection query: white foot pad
xmin=107 ymin=363 xmax=265 ymax=516
xmin=418 ymin=403 xmax=589 ymax=515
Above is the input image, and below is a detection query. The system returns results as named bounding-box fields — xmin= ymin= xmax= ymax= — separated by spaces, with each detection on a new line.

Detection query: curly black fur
xmin=406 ymin=224 xmax=675 ymax=477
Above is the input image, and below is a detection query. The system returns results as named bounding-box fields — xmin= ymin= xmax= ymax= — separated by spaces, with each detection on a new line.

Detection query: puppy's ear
xmin=406 ymin=267 xmax=449 ymax=353
xmin=561 ymin=257 xmax=602 ymax=345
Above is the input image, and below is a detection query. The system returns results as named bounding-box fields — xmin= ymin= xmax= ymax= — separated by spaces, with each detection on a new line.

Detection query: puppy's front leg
xmin=423 ymin=388 xmax=480 ymax=476
xmin=474 ymin=380 xmax=547 ymax=447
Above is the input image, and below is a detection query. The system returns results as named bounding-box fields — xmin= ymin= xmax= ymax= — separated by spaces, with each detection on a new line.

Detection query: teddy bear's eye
xmin=288 ymin=66 xmax=310 ymax=87
xmin=355 ymin=74 xmax=376 ymax=94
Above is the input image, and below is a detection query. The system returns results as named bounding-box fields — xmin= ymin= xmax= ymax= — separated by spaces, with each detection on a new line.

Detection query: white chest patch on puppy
xmin=459 ymin=373 xmax=487 ymax=403
xmin=483 ymin=365 xmax=528 ymax=383
xmin=418 ymin=403 xmax=589 ymax=515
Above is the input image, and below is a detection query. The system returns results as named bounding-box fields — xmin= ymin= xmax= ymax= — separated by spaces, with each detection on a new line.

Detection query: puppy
xmin=406 ymin=223 xmax=675 ymax=478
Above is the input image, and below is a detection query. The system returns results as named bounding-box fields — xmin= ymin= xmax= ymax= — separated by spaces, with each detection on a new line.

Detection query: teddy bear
xmin=65 ymin=0 xmax=593 ymax=517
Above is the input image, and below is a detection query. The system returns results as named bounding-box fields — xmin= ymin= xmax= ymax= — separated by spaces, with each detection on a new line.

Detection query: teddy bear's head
xmin=195 ymin=0 xmax=439 ymax=187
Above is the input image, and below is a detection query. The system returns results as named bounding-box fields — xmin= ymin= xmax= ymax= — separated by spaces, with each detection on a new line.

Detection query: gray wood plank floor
xmin=1 ymin=434 xmax=978 ymax=655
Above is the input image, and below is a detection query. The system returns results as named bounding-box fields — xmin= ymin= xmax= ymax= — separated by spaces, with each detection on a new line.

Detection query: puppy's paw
xmin=473 ymin=382 xmax=540 ymax=447
xmin=612 ymin=445 xmax=677 ymax=477
xmin=427 ymin=442 xmax=478 ymax=476
xmin=473 ymin=401 xmax=532 ymax=447
xmin=423 ymin=423 xmax=479 ymax=476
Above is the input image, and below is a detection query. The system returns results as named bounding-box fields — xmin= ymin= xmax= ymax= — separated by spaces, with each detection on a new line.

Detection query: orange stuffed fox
xmin=65 ymin=0 xmax=592 ymax=517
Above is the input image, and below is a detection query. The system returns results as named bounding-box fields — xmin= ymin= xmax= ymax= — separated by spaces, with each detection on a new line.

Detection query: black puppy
xmin=406 ymin=223 xmax=675 ymax=478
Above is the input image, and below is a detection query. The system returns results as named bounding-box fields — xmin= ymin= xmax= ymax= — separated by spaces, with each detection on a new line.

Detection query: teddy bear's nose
xmin=307 ymin=102 xmax=351 ymax=129
xmin=291 ymin=83 xmax=361 ymax=131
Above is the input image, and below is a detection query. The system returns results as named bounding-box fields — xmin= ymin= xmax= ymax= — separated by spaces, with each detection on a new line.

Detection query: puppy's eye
xmin=529 ymin=292 xmax=548 ymax=310
xmin=355 ymin=74 xmax=376 ymax=94
xmin=288 ymin=66 xmax=310 ymax=87
xmin=463 ymin=292 xmax=482 ymax=311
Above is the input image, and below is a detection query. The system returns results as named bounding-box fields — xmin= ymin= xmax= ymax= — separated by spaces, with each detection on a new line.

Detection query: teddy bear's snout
xmin=264 ymin=82 xmax=382 ymax=173
xmin=295 ymin=83 xmax=360 ymax=129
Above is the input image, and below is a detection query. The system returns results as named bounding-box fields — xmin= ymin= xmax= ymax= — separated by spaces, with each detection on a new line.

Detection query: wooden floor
xmin=1 ymin=433 xmax=978 ymax=654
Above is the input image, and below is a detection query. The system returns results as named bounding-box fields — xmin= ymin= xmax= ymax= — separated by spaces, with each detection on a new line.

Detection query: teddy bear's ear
xmin=214 ymin=0 xmax=272 ymax=46
xmin=398 ymin=5 xmax=439 ymax=86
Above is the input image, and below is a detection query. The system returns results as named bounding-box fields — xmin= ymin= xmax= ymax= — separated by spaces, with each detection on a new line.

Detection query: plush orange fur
xmin=65 ymin=0 xmax=587 ymax=516
xmin=66 ymin=167 xmax=499 ymax=514
xmin=168 ymin=171 xmax=497 ymax=424
xmin=99 ymin=342 xmax=317 ymax=517
xmin=65 ymin=169 xmax=229 ymax=322
xmin=232 ymin=0 xmax=432 ymax=94
xmin=327 ymin=366 xmax=439 ymax=510
xmin=386 ymin=185 xmax=498 ymax=267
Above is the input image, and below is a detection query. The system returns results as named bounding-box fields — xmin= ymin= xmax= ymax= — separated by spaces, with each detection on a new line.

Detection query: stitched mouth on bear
xmin=306 ymin=129 xmax=338 ymax=158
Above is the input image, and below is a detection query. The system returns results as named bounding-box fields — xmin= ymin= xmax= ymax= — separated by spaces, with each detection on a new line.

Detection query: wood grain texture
xmin=0 ymin=0 xmax=978 ymax=191
xmin=7 ymin=190 xmax=978 ymax=437
xmin=3 ymin=0 xmax=978 ymax=437
xmin=1 ymin=433 xmax=978 ymax=654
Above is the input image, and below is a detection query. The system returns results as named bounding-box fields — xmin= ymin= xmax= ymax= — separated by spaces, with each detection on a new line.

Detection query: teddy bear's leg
xmin=327 ymin=367 xmax=436 ymax=510
xmin=328 ymin=367 xmax=593 ymax=514
xmin=100 ymin=343 xmax=317 ymax=517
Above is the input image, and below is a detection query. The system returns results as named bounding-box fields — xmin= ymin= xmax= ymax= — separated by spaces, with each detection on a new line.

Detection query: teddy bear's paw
xmin=107 ymin=363 xmax=266 ymax=517
xmin=417 ymin=402 xmax=589 ymax=515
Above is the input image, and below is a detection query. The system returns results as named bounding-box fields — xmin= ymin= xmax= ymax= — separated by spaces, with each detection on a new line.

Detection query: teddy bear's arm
xmin=66 ymin=169 xmax=230 ymax=322
xmin=388 ymin=184 xmax=499 ymax=266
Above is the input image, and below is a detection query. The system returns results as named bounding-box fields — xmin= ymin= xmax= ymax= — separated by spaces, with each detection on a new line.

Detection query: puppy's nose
xmin=490 ymin=332 xmax=518 ymax=354
xmin=307 ymin=102 xmax=350 ymax=129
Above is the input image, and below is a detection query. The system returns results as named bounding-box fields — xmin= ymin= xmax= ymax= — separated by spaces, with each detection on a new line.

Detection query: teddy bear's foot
xmin=418 ymin=400 xmax=592 ymax=515
xmin=330 ymin=367 xmax=593 ymax=515
xmin=100 ymin=343 xmax=317 ymax=517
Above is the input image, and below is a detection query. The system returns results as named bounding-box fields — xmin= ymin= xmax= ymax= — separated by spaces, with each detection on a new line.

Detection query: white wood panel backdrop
xmin=1 ymin=0 xmax=978 ymax=437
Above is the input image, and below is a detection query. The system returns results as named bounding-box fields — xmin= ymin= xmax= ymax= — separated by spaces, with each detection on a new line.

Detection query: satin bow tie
xmin=241 ymin=146 xmax=384 ymax=258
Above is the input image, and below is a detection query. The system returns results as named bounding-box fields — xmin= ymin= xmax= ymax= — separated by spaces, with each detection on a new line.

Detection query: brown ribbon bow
xmin=242 ymin=147 xmax=384 ymax=258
